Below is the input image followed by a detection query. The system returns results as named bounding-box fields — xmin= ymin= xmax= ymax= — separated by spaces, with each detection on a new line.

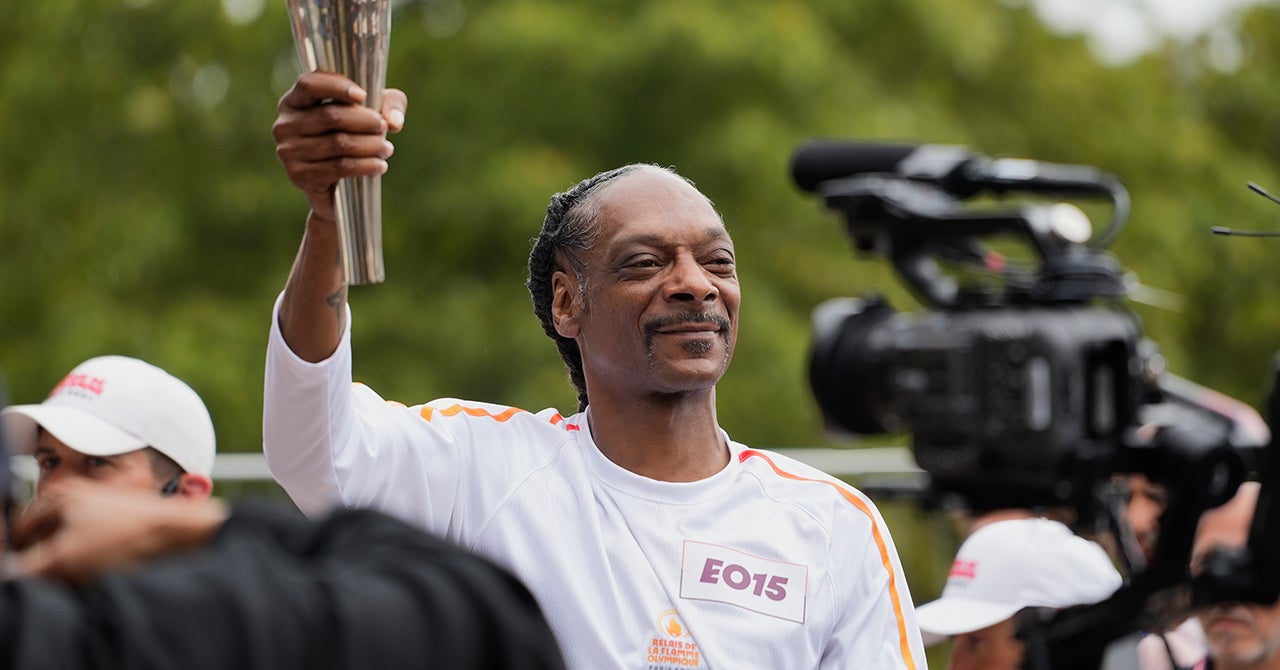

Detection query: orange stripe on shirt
xmin=738 ymin=449 xmax=919 ymax=670
xmin=418 ymin=403 xmax=580 ymax=430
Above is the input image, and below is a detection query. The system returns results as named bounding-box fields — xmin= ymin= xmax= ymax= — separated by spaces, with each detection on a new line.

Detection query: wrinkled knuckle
xmin=317 ymin=103 xmax=345 ymax=126
xmin=295 ymin=76 xmax=318 ymax=95
xmin=331 ymin=133 xmax=357 ymax=153
xmin=275 ymin=138 xmax=302 ymax=161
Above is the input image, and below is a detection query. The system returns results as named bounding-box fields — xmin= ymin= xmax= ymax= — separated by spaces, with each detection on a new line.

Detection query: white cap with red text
xmin=915 ymin=517 xmax=1121 ymax=641
xmin=1 ymin=356 xmax=215 ymax=476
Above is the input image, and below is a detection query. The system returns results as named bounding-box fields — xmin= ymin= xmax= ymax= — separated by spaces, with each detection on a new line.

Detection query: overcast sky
xmin=1021 ymin=0 xmax=1272 ymax=68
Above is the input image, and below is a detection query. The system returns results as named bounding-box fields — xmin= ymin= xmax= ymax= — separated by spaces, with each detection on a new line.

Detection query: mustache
xmin=1202 ymin=604 xmax=1256 ymax=624
xmin=644 ymin=311 xmax=731 ymax=334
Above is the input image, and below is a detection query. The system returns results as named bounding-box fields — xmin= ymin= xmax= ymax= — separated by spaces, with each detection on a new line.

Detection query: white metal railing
xmin=12 ymin=447 xmax=921 ymax=486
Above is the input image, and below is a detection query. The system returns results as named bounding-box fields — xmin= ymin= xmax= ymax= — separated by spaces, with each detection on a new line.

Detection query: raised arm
xmin=271 ymin=71 xmax=407 ymax=362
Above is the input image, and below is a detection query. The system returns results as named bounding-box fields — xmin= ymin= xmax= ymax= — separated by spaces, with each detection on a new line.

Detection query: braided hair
xmin=527 ymin=164 xmax=663 ymax=411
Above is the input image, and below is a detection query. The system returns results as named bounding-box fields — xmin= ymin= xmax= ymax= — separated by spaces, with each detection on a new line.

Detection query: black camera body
xmin=790 ymin=140 xmax=1261 ymax=516
xmin=811 ymin=296 xmax=1145 ymax=511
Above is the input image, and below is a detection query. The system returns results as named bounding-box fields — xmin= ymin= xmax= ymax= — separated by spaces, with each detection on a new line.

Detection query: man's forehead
xmin=597 ymin=168 xmax=718 ymax=212
xmin=34 ymin=430 xmax=82 ymax=454
xmin=33 ymin=428 xmax=136 ymax=459
xmin=609 ymin=223 xmax=731 ymax=245
xmin=593 ymin=170 xmax=727 ymax=241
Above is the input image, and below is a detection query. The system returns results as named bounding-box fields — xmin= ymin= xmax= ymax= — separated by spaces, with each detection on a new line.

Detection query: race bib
xmin=679 ymin=540 xmax=809 ymax=623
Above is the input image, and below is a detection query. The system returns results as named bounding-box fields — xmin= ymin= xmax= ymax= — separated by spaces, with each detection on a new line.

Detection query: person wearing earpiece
xmin=2 ymin=355 xmax=215 ymax=501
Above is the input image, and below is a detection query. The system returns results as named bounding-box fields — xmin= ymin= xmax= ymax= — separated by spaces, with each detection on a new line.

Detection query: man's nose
xmin=664 ymin=256 xmax=717 ymax=303
xmin=35 ymin=468 xmax=77 ymax=497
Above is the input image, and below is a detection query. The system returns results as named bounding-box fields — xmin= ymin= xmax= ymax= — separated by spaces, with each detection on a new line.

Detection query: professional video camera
xmin=790 ymin=140 xmax=1280 ymax=668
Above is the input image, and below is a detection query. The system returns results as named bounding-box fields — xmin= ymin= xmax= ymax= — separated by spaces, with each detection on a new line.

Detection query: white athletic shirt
xmin=263 ymin=297 xmax=926 ymax=669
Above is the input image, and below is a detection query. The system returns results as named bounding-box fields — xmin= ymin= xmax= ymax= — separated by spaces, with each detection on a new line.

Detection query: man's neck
xmin=586 ymin=391 xmax=729 ymax=482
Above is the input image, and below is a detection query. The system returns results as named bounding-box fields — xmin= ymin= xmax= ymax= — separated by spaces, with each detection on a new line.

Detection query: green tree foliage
xmin=4 ymin=1 xmax=1279 ymax=650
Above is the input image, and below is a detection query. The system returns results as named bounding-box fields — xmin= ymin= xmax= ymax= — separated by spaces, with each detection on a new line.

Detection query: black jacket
xmin=0 ymin=502 xmax=565 ymax=669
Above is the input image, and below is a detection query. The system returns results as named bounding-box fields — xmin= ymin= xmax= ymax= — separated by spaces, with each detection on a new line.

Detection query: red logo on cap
xmin=949 ymin=559 xmax=977 ymax=580
xmin=51 ymin=373 xmax=105 ymax=397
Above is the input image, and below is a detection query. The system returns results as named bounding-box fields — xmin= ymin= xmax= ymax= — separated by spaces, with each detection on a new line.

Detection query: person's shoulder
xmin=734 ymin=446 xmax=876 ymax=508
xmin=734 ymin=445 xmax=844 ymax=483
xmin=732 ymin=446 xmax=897 ymax=548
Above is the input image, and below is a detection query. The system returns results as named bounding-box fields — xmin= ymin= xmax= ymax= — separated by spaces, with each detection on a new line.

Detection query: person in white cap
xmin=2 ymin=355 xmax=216 ymax=500
xmin=916 ymin=516 xmax=1123 ymax=670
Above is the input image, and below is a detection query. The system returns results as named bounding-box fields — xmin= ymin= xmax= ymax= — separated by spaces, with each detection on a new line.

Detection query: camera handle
xmin=817 ymin=176 xmax=1127 ymax=308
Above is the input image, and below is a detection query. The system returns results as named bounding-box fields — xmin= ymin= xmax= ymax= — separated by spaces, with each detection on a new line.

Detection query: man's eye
xmin=36 ymin=457 xmax=58 ymax=471
xmin=87 ymin=457 xmax=111 ymax=468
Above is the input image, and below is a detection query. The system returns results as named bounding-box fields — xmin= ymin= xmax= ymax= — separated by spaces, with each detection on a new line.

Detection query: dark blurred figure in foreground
xmin=0 ymin=382 xmax=564 ymax=670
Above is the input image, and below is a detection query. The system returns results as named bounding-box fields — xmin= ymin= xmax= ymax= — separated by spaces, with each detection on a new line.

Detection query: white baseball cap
xmin=1 ymin=356 xmax=216 ymax=476
xmin=915 ymin=518 xmax=1121 ymax=642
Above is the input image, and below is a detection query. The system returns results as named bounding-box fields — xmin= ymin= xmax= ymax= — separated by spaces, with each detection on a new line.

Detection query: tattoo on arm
xmin=326 ymin=286 xmax=347 ymax=331
xmin=326 ymin=242 xmax=347 ymax=329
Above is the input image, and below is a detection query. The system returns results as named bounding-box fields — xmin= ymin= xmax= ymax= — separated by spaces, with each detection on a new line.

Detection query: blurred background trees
xmin=3 ymin=0 xmax=1278 ymax=660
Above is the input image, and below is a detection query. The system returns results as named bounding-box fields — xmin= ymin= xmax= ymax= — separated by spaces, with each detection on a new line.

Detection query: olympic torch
xmin=286 ymin=0 xmax=391 ymax=284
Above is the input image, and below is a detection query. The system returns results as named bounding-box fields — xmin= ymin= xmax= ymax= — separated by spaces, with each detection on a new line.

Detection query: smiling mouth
xmin=646 ymin=312 xmax=730 ymax=336
xmin=655 ymin=324 xmax=721 ymax=335
xmin=644 ymin=312 xmax=732 ymax=360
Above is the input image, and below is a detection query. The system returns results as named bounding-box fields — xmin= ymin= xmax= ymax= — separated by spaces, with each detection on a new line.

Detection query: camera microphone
xmin=790 ymin=140 xmax=1119 ymax=198
xmin=1211 ymin=227 xmax=1280 ymax=237
xmin=1212 ymin=182 xmax=1280 ymax=236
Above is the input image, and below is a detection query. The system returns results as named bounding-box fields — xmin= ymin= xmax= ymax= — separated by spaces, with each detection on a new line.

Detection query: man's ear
xmin=176 ymin=473 xmax=214 ymax=501
xmin=551 ymin=269 xmax=581 ymax=338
